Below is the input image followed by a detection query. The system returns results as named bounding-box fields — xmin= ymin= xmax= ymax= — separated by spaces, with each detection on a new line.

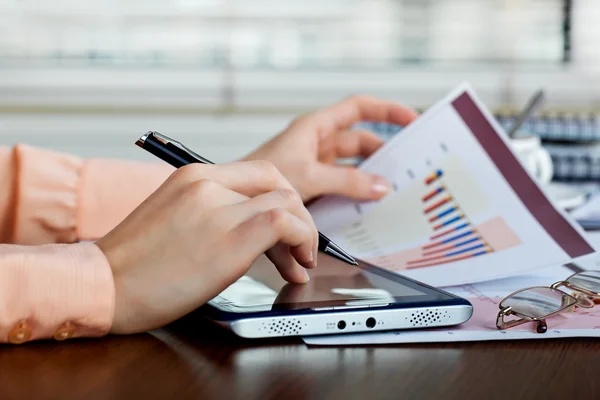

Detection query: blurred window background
xmin=1 ymin=0 xmax=599 ymax=161
xmin=0 ymin=0 xmax=571 ymax=68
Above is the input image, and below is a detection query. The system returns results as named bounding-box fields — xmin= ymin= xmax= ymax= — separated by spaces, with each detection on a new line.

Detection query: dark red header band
xmin=452 ymin=92 xmax=593 ymax=258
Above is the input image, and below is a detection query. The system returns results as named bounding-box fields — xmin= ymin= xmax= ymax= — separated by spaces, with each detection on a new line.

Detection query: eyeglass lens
xmin=566 ymin=271 xmax=600 ymax=294
xmin=500 ymin=287 xmax=576 ymax=319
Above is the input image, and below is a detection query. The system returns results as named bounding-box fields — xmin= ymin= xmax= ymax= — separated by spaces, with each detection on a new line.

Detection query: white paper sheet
xmin=303 ymin=247 xmax=600 ymax=346
xmin=571 ymin=190 xmax=600 ymax=229
xmin=308 ymin=84 xmax=594 ymax=287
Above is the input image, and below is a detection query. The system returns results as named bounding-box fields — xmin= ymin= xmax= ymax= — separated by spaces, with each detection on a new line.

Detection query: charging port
xmin=337 ymin=320 xmax=346 ymax=330
xmin=366 ymin=317 xmax=376 ymax=328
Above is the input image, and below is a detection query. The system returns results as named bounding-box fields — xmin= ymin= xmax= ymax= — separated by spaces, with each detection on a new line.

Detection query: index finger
xmin=315 ymin=95 xmax=419 ymax=139
xmin=169 ymin=160 xmax=295 ymax=197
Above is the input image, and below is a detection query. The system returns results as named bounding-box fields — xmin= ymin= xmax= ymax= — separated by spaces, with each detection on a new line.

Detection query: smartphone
xmin=199 ymin=253 xmax=473 ymax=338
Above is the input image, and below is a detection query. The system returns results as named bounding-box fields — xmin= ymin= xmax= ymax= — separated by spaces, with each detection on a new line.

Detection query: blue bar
xmin=452 ymin=222 xmax=469 ymax=232
xmin=446 ymin=243 xmax=485 ymax=257
xmin=439 ymin=215 xmax=463 ymax=227
xmin=436 ymin=207 xmax=456 ymax=219
xmin=441 ymin=230 xmax=473 ymax=244
xmin=471 ymin=250 xmax=489 ymax=257
xmin=452 ymin=237 xmax=480 ymax=249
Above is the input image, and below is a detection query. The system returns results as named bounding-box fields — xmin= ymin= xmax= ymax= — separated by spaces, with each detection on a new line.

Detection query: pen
xmin=507 ymin=89 xmax=545 ymax=139
xmin=136 ymin=131 xmax=358 ymax=266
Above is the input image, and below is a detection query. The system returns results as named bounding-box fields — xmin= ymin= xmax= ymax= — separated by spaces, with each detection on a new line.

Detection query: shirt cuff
xmin=0 ymin=242 xmax=115 ymax=343
xmin=10 ymin=144 xmax=82 ymax=245
xmin=9 ymin=144 xmax=173 ymax=244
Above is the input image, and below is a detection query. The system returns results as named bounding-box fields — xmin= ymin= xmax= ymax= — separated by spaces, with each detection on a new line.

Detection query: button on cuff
xmin=53 ymin=322 xmax=76 ymax=341
xmin=8 ymin=321 xmax=32 ymax=344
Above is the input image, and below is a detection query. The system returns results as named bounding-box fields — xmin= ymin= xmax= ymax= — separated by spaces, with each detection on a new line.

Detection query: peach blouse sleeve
xmin=0 ymin=145 xmax=174 ymax=344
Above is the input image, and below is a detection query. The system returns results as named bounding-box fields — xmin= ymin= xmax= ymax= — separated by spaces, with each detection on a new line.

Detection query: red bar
xmin=432 ymin=222 xmax=446 ymax=230
xmin=406 ymin=248 xmax=492 ymax=269
xmin=406 ymin=253 xmax=448 ymax=265
xmin=422 ymin=243 xmax=455 ymax=256
xmin=422 ymin=186 xmax=444 ymax=202
xmin=423 ymin=237 xmax=480 ymax=256
xmin=406 ymin=252 xmax=477 ymax=269
xmin=423 ymin=239 xmax=444 ymax=250
xmin=431 ymin=226 xmax=455 ymax=239
xmin=424 ymin=170 xmax=443 ymax=185
xmin=423 ymin=196 xmax=452 ymax=214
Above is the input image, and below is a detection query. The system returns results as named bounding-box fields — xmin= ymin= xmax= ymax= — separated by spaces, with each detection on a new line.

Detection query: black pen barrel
xmin=142 ymin=134 xmax=197 ymax=168
xmin=318 ymin=232 xmax=329 ymax=252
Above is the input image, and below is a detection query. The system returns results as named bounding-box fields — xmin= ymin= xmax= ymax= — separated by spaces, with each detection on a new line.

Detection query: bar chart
xmin=309 ymin=86 xmax=593 ymax=287
xmin=334 ymin=158 xmax=522 ymax=272
xmin=406 ymin=169 xmax=494 ymax=268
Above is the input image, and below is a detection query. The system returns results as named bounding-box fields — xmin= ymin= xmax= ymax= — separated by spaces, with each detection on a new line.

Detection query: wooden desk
xmin=1 ymin=314 xmax=599 ymax=400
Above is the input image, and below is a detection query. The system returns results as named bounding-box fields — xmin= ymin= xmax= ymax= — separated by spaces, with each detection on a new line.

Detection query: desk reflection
xmin=1 ymin=314 xmax=597 ymax=400
xmin=0 ymin=334 xmax=202 ymax=399
xmin=151 ymin=316 xmax=466 ymax=400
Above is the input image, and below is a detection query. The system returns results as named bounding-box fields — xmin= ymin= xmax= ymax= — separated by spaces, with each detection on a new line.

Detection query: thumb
xmin=314 ymin=165 xmax=392 ymax=201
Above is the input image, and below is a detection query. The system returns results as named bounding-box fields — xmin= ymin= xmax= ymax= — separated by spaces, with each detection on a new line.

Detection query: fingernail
xmin=302 ymin=269 xmax=311 ymax=283
xmin=305 ymin=251 xmax=317 ymax=269
xmin=371 ymin=175 xmax=391 ymax=196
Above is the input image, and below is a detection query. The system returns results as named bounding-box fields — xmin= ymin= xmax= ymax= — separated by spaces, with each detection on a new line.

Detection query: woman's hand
xmin=243 ymin=95 xmax=418 ymax=202
xmin=96 ymin=161 xmax=318 ymax=334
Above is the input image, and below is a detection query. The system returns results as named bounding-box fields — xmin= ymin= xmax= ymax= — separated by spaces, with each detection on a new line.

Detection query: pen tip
xmin=324 ymin=241 xmax=358 ymax=266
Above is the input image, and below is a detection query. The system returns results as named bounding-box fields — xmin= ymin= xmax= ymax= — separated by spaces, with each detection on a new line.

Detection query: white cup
xmin=510 ymin=136 xmax=553 ymax=185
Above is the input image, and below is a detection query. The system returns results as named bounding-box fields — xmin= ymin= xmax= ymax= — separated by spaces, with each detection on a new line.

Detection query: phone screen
xmin=209 ymin=253 xmax=454 ymax=313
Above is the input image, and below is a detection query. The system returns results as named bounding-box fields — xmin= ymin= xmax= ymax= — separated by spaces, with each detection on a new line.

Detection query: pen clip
xmin=148 ymin=131 xmax=215 ymax=165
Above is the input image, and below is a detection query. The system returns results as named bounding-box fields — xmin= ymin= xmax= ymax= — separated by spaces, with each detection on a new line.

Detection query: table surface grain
xmin=1 ymin=313 xmax=599 ymax=400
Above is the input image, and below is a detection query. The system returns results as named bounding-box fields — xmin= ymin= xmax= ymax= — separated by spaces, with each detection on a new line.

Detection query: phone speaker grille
xmin=261 ymin=318 xmax=303 ymax=336
xmin=406 ymin=309 xmax=450 ymax=328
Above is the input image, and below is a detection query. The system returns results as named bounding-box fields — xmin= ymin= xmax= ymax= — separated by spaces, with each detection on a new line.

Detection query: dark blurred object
xmin=495 ymin=109 xmax=600 ymax=143
xmin=506 ymin=90 xmax=546 ymax=139
xmin=495 ymin=102 xmax=600 ymax=182
xmin=543 ymin=142 xmax=600 ymax=182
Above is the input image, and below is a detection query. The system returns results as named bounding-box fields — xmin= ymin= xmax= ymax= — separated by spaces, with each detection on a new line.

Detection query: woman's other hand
xmin=96 ymin=161 xmax=317 ymax=334
xmin=243 ymin=95 xmax=418 ymax=202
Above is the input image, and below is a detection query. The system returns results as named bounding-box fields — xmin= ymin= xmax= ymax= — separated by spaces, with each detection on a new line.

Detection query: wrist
xmin=94 ymin=236 xmax=126 ymax=334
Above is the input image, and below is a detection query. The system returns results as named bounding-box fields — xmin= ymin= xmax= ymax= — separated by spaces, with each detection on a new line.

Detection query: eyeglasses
xmin=496 ymin=270 xmax=600 ymax=333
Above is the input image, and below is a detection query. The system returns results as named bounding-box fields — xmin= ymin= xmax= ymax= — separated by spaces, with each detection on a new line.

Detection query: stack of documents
xmin=304 ymin=251 xmax=600 ymax=345
xmin=305 ymin=84 xmax=600 ymax=345
xmin=570 ymin=191 xmax=600 ymax=229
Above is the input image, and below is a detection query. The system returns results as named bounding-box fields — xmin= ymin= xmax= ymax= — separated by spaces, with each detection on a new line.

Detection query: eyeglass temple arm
xmin=497 ymin=307 xmax=528 ymax=330
xmin=496 ymin=307 xmax=548 ymax=333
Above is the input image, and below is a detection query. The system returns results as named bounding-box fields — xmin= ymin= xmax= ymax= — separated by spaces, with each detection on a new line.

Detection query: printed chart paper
xmin=303 ymin=251 xmax=600 ymax=346
xmin=309 ymin=84 xmax=595 ymax=287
